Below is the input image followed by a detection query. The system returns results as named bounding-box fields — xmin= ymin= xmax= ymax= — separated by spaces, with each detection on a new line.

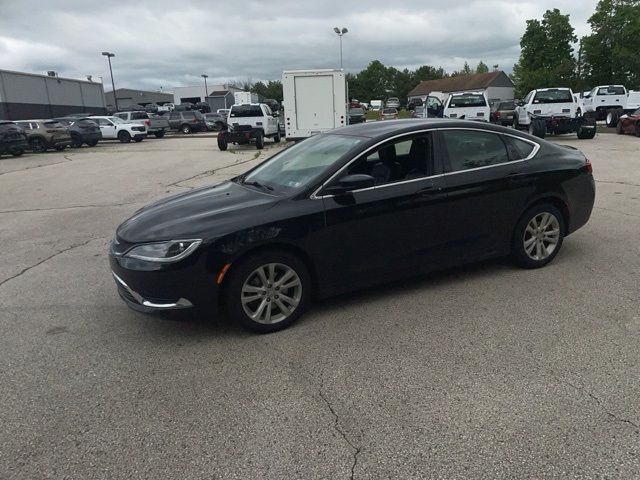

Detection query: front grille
xmin=117 ymin=284 xmax=139 ymax=304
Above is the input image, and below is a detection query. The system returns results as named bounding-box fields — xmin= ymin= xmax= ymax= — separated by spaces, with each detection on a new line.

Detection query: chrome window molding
xmin=310 ymin=127 xmax=540 ymax=200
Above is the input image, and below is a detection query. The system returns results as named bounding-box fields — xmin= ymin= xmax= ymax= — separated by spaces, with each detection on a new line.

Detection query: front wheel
xmin=255 ymin=132 xmax=264 ymax=150
xmin=87 ymin=140 xmax=99 ymax=147
xmin=528 ymin=119 xmax=546 ymax=138
xmin=154 ymin=131 xmax=165 ymax=138
xmin=606 ymin=109 xmax=621 ymax=128
xmin=224 ymin=251 xmax=311 ymax=333
xmin=616 ymin=121 xmax=624 ymax=135
xmin=118 ymin=131 xmax=131 ymax=143
xmin=273 ymin=130 xmax=281 ymax=143
xmin=512 ymin=204 xmax=565 ymax=269
xmin=181 ymin=124 xmax=192 ymax=134
xmin=217 ymin=135 xmax=228 ymax=151
xmin=29 ymin=138 xmax=46 ymax=153
xmin=11 ymin=148 xmax=24 ymax=157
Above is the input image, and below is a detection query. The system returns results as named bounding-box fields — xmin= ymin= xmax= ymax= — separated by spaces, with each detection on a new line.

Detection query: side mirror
xmin=322 ymin=174 xmax=375 ymax=195
xmin=516 ymin=101 xmax=525 ymax=107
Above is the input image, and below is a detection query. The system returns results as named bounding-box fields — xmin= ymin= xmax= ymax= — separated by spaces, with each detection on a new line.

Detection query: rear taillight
xmin=585 ymin=159 xmax=592 ymax=174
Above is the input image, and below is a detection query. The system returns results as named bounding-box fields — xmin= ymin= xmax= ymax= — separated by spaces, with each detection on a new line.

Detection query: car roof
xmin=328 ymin=118 xmax=531 ymax=139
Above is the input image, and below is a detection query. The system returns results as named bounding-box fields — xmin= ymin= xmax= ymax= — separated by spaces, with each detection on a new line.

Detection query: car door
xmin=95 ymin=118 xmax=116 ymax=139
xmin=518 ymin=91 xmax=534 ymax=124
xmin=318 ymin=132 xmax=448 ymax=288
xmin=436 ymin=128 xmax=538 ymax=261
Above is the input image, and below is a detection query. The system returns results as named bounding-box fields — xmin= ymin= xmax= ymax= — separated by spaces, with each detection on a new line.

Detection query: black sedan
xmin=53 ymin=117 xmax=102 ymax=147
xmin=110 ymin=120 xmax=595 ymax=332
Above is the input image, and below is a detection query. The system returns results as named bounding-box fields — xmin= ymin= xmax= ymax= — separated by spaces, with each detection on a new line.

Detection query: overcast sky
xmin=0 ymin=0 xmax=599 ymax=93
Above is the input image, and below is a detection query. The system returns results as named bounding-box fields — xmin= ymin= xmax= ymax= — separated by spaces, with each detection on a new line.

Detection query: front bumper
xmin=113 ymin=271 xmax=193 ymax=312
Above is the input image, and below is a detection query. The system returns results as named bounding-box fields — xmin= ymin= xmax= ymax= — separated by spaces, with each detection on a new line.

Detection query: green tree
xmin=512 ymin=8 xmax=578 ymax=97
xmin=350 ymin=60 xmax=393 ymax=101
xmin=581 ymin=0 xmax=640 ymax=87
xmin=476 ymin=61 xmax=489 ymax=74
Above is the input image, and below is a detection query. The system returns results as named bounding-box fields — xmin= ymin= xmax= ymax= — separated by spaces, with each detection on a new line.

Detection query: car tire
xmin=513 ymin=116 xmax=519 ymax=130
xmin=118 ymin=131 xmax=131 ymax=143
xmin=55 ymin=145 xmax=66 ymax=151
xmin=529 ymin=119 xmax=546 ymax=138
xmin=154 ymin=131 xmax=165 ymax=138
xmin=273 ymin=130 xmax=281 ymax=143
xmin=181 ymin=124 xmax=191 ymax=134
xmin=224 ymin=250 xmax=311 ymax=333
xmin=11 ymin=148 xmax=24 ymax=157
xmin=635 ymin=122 xmax=640 ymax=138
xmin=616 ymin=121 xmax=624 ymax=135
xmin=87 ymin=140 xmax=99 ymax=147
xmin=70 ymin=135 xmax=83 ymax=148
xmin=606 ymin=109 xmax=620 ymax=127
xmin=255 ymin=132 xmax=264 ymax=150
xmin=577 ymin=117 xmax=596 ymax=139
xmin=512 ymin=203 xmax=565 ymax=269
xmin=134 ymin=137 xmax=144 ymax=142
xmin=29 ymin=137 xmax=46 ymax=153
xmin=217 ymin=135 xmax=228 ymax=151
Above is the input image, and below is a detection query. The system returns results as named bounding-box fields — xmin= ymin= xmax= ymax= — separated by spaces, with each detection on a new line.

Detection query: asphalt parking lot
xmin=1 ymin=132 xmax=639 ymax=479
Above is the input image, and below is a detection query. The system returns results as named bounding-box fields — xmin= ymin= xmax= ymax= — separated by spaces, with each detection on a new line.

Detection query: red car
xmin=616 ymin=108 xmax=640 ymax=136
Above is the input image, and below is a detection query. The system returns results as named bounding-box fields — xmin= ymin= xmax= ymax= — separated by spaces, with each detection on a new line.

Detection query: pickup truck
xmin=114 ymin=111 xmax=169 ymax=138
xmin=218 ymin=103 xmax=280 ymax=150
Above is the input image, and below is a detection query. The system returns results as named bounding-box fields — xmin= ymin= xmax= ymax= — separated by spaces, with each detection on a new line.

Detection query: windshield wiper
xmin=242 ymin=180 xmax=274 ymax=192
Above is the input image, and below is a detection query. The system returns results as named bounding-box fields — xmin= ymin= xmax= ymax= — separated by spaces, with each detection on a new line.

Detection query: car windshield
xmin=350 ymin=108 xmax=364 ymax=115
xmin=109 ymin=117 xmax=126 ymax=124
xmin=382 ymin=108 xmax=397 ymax=114
xmin=240 ymin=134 xmax=366 ymax=195
xmin=499 ymin=101 xmax=515 ymax=110
xmin=448 ymin=94 xmax=487 ymax=108
xmin=533 ymin=90 xmax=573 ymax=103
xmin=230 ymin=105 xmax=263 ymax=117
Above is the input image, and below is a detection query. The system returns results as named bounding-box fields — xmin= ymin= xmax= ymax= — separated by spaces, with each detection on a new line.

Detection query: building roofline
xmin=0 ymin=68 xmax=102 ymax=85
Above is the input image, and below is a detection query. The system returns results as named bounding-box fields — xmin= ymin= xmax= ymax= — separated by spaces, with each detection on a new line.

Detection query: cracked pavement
xmin=1 ymin=134 xmax=639 ymax=479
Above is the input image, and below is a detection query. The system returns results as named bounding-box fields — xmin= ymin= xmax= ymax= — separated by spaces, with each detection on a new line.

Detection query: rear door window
xmin=502 ymin=136 xmax=535 ymax=160
xmin=441 ymin=130 xmax=510 ymax=172
xmin=130 ymin=112 xmax=148 ymax=120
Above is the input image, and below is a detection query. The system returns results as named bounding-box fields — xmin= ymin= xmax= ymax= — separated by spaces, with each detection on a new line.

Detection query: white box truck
xmin=234 ymin=91 xmax=259 ymax=105
xmin=282 ymin=69 xmax=347 ymax=140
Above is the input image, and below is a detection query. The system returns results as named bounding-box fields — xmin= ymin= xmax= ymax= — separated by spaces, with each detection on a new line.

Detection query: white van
xmin=443 ymin=92 xmax=490 ymax=121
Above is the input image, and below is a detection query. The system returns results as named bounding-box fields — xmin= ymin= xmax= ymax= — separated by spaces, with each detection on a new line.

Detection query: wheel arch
xmin=520 ymin=194 xmax=570 ymax=233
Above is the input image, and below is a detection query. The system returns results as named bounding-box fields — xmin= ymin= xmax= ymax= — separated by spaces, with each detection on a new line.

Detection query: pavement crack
xmin=0 ymin=236 xmax=107 ymax=289
xmin=595 ymin=180 xmax=640 ymax=188
xmin=318 ymin=376 xmax=361 ymax=479
xmin=0 ymin=202 xmax=138 ymax=214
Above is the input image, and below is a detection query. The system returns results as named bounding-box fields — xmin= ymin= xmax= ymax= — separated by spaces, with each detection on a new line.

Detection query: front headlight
xmin=125 ymin=239 xmax=202 ymax=263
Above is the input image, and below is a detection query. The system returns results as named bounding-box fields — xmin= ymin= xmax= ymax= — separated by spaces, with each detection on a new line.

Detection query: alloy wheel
xmin=241 ymin=263 xmax=302 ymax=324
xmin=523 ymin=212 xmax=560 ymax=261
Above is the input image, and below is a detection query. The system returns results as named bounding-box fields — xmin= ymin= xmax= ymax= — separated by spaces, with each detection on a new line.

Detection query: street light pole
xmin=201 ymin=74 xmax=209 ymax=100
xmin=101 ymin=52 xmax=118 ymax=112
xmin=333 ymin=27 xmax=348 ymax=69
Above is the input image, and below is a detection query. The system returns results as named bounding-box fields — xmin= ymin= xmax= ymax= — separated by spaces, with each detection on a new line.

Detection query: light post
xmin=201 ymin=74 xmax=209 ymax=100
xmin=333 ymin=27 xmax=348 ymax=69
xmin=101 ymin=52 xmax=118 ymax=112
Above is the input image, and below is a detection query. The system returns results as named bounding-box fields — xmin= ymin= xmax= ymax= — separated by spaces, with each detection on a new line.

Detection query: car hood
xmin=117 ymin=181 xmax=279 ymax=243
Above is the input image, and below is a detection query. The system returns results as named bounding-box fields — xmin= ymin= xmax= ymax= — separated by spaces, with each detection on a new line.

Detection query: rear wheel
xmin=577 ymin=117 xmax=596 ymax=139
xmin=134 ymin=137 xmax=144 ymax=142
xmin=217 ymin=135 xmax=228 ymax=151
xmin=616 ymin=121 xmax=624 ymax=135
xmin=70 ymin=135 xmax=83 ymax=148
xmin=118 ymin=131 xmax=131 ymax=143
xmin=512 ymin=204 xmax=564 ymax=269
xmin=87 ymin=140 xmax=99 ymax=147
xmin=255 ymin=131 xmax=264 ymax=150
xmin=29 ymin=137 xmax=46 ymax=153
xmin=224 ymin=251 xmax=311 ymax=333
xmin=181 ymin=124 xmax=191 ymax=134
xmin=154 ymin=131 xmax=165 ymax=138
xmin=606 ymin=109 xmax=621 ymax=127
xmin=528 ymin=119 xmax=546 ymax=138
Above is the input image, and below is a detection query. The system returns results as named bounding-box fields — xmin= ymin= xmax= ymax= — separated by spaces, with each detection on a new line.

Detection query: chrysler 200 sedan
xmin=110 ymin=119 xmax=595 ymax=332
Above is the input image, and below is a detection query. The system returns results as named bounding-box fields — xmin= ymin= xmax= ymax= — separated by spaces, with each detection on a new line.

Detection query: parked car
xmin=386 ymin=97 xmax=400 ymax=109
xmin=53 ymin=117 xmax=102 ymax=148
xmin=174 ymin=102 xmax=195 ymax=111
xmin=204 ymin=113 xmax=227 ymax=131
xmin=615 ymin=108 xmax=640 ymax=136
xmin=15 ymin=120 xmax=72 ymax=152
xmin=348 ymin=107 xmax=366 ymax=124
xmin=157 ymin=103 xmax=175 ymax=113
xmin=0 ymin=121 xmax=28 ymax=157
xmin=218 ymin=103 xmax=280 ymax=150
xmin=164 ymin=110 xmax=207 ymax=134
xmin=443 ymin=92 xmax=490 ymax=122
xmin=490 ymin=101 xmax=517 ymax=126
xmin=514 ymin=88 xmax=595 ymax=139
xmin=380 ymin=108 xmax=398 ymax=120
xmin=114 ymin=111 xmax=169 ymax=138
xmin=108 ymin=119 xmax=595 ymax=332
xmin=88 ymin=116 xmax=147 ymax=143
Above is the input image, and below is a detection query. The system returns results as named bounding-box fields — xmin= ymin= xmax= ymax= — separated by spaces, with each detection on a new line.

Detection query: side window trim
xmin=437 ymin=128 xmax=539 ymax=175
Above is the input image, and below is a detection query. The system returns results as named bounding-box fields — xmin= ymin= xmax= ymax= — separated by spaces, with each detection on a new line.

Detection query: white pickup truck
xmin=217 ymin=103 xmax=280 ymax=150
xmin=514 ymin=87 xmax=595 ymax=139
xmin=578 ymin=85 xmax=640 ymax=126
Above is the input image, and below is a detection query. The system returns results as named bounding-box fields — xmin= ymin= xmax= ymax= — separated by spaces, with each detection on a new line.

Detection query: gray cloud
xmin=0 ymin=0 xmax=599 ymax=92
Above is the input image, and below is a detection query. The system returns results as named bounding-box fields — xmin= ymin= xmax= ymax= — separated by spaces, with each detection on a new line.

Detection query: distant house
xmin=173 ymin=84 xmax=244 ymax=105
xmin=206 ymin=90 xmax=235 ymax=111
xmin=408 ymin=71 xmax=515 ymax=104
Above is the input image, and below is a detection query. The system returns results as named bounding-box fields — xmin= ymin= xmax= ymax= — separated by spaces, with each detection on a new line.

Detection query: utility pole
xmin=201 ymin=74 xmax=209 ymax=100
xmin=101 ymin=52 xmax=118 ymax=112
xmin=333 ymin=27 xmax=348 ymax=69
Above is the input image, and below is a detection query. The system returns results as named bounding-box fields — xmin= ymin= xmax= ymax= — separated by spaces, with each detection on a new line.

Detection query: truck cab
xmin=443 ymin=92 xmax=490 ymax=121
xmin=218 ymin=103 xmax=280 ymax=150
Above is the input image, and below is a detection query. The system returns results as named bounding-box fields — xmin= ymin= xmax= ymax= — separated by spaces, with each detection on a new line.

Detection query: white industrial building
xmin=173 ymin=84 xmax=244 ymax=105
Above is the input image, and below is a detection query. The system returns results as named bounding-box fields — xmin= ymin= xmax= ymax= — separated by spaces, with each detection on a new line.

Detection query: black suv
xmin=164 ymin=111 xmax=207 ymax=134
xmin=53 ymin=117 xmax=102 ymax=147
xmin=0 ymin=121 xmax=28 ymax=157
